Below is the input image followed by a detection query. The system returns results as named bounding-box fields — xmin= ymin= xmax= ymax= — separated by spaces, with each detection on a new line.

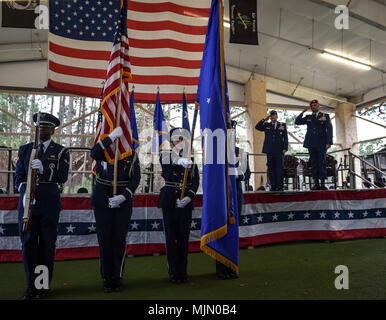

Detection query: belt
xmin=96 ymin=177 xmax=129 ymax=187
xmin=164 ymin=181 xmax=191 ymax=189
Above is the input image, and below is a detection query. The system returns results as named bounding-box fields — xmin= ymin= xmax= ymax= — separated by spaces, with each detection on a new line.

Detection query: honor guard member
xmin=158 ymin=128 xmax=200 ymax=284
xmin=295 ymin=100 xmax=333 ymax=190
xmin=216 ymin=120 xmax=250 ymax=280
xmin=255 ymin=111 xmax=288 ymax=191
xmin=231 ymin=120 xmax=251 ymax=221
xmin=15 ymin=112 xmax=69 ymax=300
xmin=90 ymin=127 xmax=141 ymax=293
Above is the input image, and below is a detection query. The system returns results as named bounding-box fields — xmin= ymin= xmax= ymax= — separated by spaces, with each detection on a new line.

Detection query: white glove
xmin=176 ymin=196 xmax=191 ymax=208
xmin=31 ymin=159 xmax=44 ymax=174
xmin=177 ymin=158 xmax=192 ymax=169
xmin=109 ymin=127 xmax=123 ymax=141
xmin=108 ymin=195 xmax=126 ymax=208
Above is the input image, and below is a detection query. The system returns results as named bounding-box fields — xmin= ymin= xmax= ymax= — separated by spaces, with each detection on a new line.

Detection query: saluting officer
xmin=158 ymin=128 xmax=200 ymax=284
xmin=295 ymin=100 xmax=333 ymax=190
xmin=255 ymin=110 xmax=288 ymax=191
xmin=90 ymin=126 xmax=141 ymax=293
xmin=15 ymin=112 xmax=70 ymax=300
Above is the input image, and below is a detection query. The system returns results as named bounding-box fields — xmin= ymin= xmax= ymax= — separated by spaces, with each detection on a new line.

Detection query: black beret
xmin=33 ymin=112 xmax=60 ymax=127
xmin=270 ymin=110 xmax=277 ymax=116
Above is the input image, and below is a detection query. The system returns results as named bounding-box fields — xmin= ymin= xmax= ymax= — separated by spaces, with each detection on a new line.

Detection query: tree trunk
xmin=66 ymin=97 xmax=74 ymax=147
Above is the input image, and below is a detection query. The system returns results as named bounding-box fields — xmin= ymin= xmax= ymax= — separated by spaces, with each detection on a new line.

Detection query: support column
xmin=335 ymin=102 xmax=361 ymax=189
xmin=244 ymin=80 xmax=267 ymax=190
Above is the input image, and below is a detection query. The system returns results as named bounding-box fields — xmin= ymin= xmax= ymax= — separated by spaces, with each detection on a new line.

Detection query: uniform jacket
xmin=15 ymin=140 xmax=70 ymax=215
xmin=255 ymin=120 xmax=289 ymax=154
xmin=90 ymin=136 xmax=141 ymax=209
xmin=235 ymin=146 xmax=250 ymax=207
xmin=158 ymin=150 xmax=200 ymax=210
xmin=295 ymin=112 xmax=333 ymax=148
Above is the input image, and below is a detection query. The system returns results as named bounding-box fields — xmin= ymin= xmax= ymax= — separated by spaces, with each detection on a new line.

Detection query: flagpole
xmin=219 ymin=0 xmax=233 ymax=224
xmin=113 ymin=72 xmax=123 ymax=196
xmin=180 ymin=101 xmax=199 ymax=200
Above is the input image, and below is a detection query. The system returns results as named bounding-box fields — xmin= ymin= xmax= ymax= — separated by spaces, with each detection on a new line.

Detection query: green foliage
xmin=359 ymin=139 xmax=385 ymax=156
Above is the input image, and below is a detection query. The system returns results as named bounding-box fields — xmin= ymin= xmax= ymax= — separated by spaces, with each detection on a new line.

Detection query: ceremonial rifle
xmin=22 ymin=112 xmax=41 ymax=233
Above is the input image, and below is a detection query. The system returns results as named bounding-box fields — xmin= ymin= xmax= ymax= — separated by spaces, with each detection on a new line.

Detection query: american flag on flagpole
xmin=47 ymin=0 xmax=211 ymax=103
xmin=92 ymin=0 xmax=133 ymax=169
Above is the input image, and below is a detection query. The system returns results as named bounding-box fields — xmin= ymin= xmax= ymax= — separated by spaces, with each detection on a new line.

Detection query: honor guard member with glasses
xmin=255 ymin=110 xmax=288 ymax=191
xmin=158 ymin=128 xmax=200 ymax=284
xmin=15 ymin=112 xmax=69 ymax=300
xmin=90 ymin=126 xmax=141 ymax=293
xmin=295 ymin=100 xmax=333 ymax=190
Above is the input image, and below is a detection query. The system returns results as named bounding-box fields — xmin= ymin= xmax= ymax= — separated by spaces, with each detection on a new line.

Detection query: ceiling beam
xmin=306 ymin=0 xmax=386 ymax=32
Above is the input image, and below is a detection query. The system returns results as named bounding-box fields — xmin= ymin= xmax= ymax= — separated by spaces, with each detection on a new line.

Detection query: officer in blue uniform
xmin=216 ymin=120 xmax=250 ymax=280
xmin=295 ymin=100 xmax=333 ymax=190
xmin=255 ymin=111 xmax=288 ymax=191
xmin=158 ymin=128 xmax=199 ymax=284
xmin=90 ymin=126 xmax=141 ymax=292
xmin=15 ymin=112 xmax=69 ymax=300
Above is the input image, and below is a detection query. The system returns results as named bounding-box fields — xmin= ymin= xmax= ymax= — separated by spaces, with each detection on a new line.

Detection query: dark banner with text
xmin=229 ymin=0 xmax=259 ymax=45
xmin=1 ymin=0 xmax=40 ymax=28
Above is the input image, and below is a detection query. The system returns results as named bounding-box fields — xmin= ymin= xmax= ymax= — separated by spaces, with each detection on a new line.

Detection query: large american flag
xmin=47 ymin=0 xmax=211 ymax=103
xmin=93 ymin=0 xmax=133 ymax=165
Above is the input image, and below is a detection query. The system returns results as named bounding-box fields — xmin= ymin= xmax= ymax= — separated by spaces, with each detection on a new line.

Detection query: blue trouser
xmin=18 ymin=211 xmax=60 ymax=288
xmin=162 ymin=207 xmax=192 ymax=277
xmin=266 ymin=153 xmax=284 ymax=189
xmin=93 ymin=206 xmax=132 ymax=280
xmin=308 ymin=147 xmax=327 ymax=180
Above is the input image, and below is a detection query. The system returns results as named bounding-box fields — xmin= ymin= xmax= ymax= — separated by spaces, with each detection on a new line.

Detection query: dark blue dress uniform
xmin=215 ymin=146 xmax=250 ymax=279
xmin=235 ymin=146 xmax=251 ymax=220
xmin=158 ymin=150 xmax=199 ymax=282
xmin=90 ymin=136 xmax=141 ymax=286
xmin=295 ymin=111 xmax=333 ymax=185
xmin=15 ymin=134 xmax=69 ymax=291
xmin=255 ymin=120 xmax=288 ymax=190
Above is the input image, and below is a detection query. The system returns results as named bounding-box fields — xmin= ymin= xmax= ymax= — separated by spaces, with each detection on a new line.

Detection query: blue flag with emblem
xmin=197 ymin=0 xmax=239 ymax=273
xmin=182 ymin=92 xmax=191 ymax=132
xmin=129 ymin=90 xmax=139 ymax=152
xmin=152 ymin=91 xmax=168 ymax=154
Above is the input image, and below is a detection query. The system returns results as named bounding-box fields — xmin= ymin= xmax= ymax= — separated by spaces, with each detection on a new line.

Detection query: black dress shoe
xmin=112 ymin=278 xmax=123 ymax=292
xmin=35 ymin=289 xmax=50 ymax=299
xmin=180 ymin=275 xmax=190 ymax=283
xmin=169 ymin=275 xmax=179 ymax=284
xmin=103 ymin=279 xmax=114 ymax=293
xmin=216 ymin=271 xmax=230 ymax=280
xmin=21 ymin=287 xmax=37 ymax=300
xmin=227 ymin=270 xmax=240 ymax=279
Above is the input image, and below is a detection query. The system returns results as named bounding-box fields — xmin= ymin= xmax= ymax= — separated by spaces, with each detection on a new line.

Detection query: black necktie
xmin=38 ymin=144 xmax=44 ymax=159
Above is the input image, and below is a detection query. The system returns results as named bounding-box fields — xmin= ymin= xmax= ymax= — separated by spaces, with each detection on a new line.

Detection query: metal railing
xmin=0 ymin=145 xmax=384 ymax=195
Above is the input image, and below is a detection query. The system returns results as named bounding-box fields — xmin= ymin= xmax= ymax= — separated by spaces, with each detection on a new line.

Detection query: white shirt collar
xmin=40 ymin=139 xmax=52 ymax=152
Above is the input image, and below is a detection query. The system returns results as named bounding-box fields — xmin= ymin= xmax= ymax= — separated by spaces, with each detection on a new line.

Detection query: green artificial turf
xmin=0 ymin=238 xmax=385 ymax=300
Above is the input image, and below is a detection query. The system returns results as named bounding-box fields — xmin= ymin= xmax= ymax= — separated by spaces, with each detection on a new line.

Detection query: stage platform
xmin=0 ymin=189 xmax=385 ymax=262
